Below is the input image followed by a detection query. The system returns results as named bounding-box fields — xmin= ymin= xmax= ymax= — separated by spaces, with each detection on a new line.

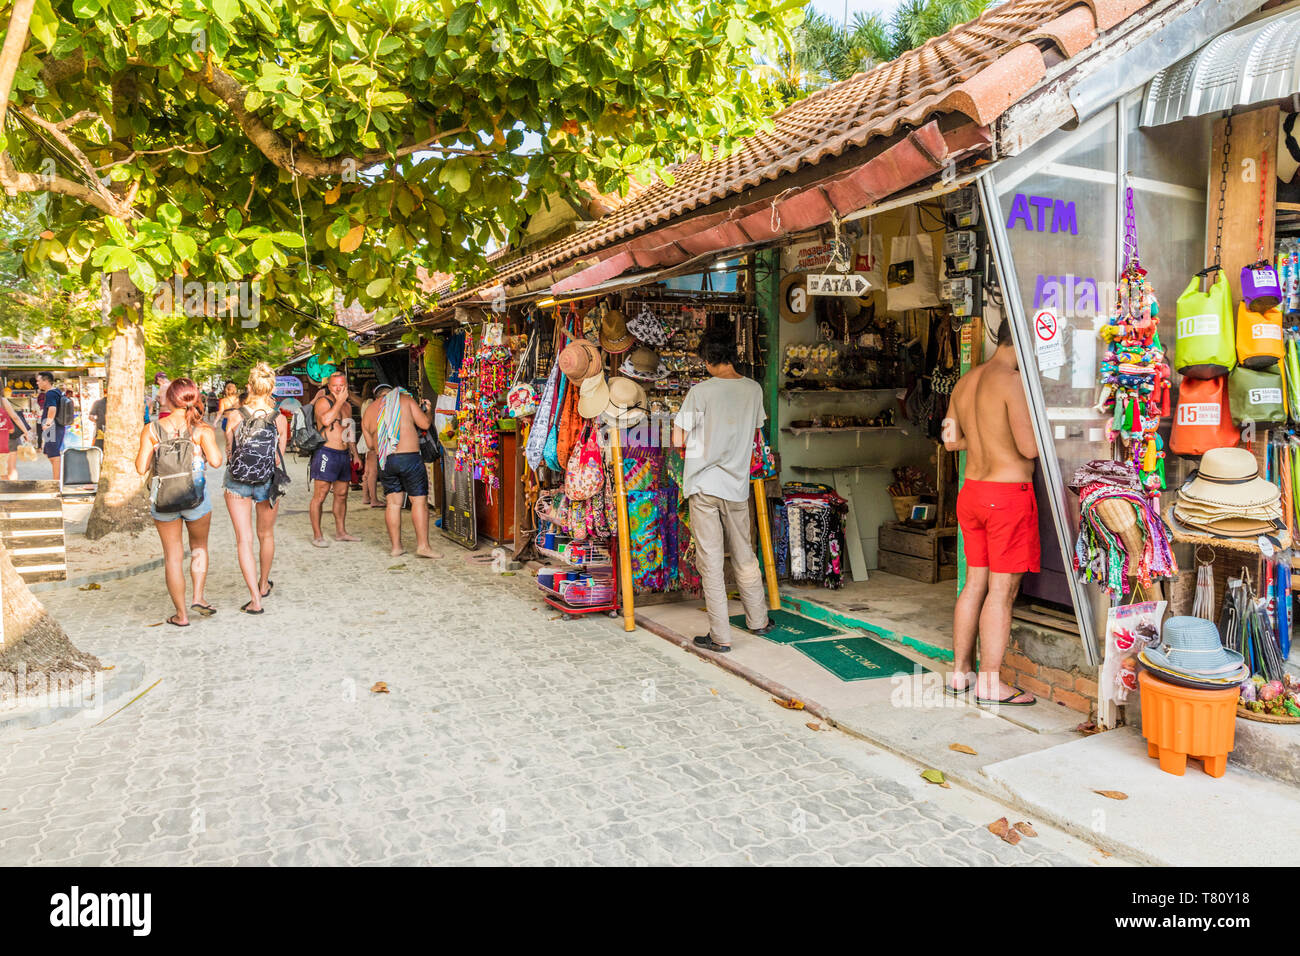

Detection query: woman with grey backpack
xmin=223 ymin=362 xmax=289 ymax=615
xmin=135 ymin=377 xmax=224 ymax=627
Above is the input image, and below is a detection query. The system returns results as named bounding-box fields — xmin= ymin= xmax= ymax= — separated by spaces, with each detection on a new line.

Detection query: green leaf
xmin=447 ymin=3 xmax=474 ymax=36
xmin=441 ymin=162 xmax=471 ymax=194
xmin=365 ymin=277 xmax=391 ymax=298
xmin=210 ymin=0 xmax=240 ymax=25
xmin=30 ymin=0 xmax=60 ymax=48
xmin=725 ymin=17 xmax=746 ymax=46
xmin=127 ymin=258 xmax=157 ymax=293
xmin=226 ymin=209 xmax=243 ymax=232
xmin=70 ymin=0 xmax=101 ymax=18
xmin=105 ymin=217 xmax=128 ymax=244
xmin=156 ymin=203 xmax=182 ymax=228
xmin=171 ymin=234 xmax=198 ymax=262
xmin=271 ymin=231 xmax=305 ymax=248
xmin=251 ymin=236 xmax=275 ymax=260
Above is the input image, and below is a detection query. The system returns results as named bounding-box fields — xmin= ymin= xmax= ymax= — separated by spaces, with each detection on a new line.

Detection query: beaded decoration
xmin=454 ymin=326 xmax=515 ymax=493
xmin=1095 ymin=187 xmax=1170 ymax=497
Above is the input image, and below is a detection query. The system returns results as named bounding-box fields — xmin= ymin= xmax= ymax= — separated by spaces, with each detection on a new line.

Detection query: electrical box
xmin=943 ymin=229 xmax=980 ymax=273
xmin=942 ymin=187 xmax=980 ymax=228
xmin=942 ymin=276 xmax=979 ymax=318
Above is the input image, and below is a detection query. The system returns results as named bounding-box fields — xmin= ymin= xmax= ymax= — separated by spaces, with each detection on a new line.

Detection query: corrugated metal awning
xmin=1142 ymin=5 xmax=1300 ymax=127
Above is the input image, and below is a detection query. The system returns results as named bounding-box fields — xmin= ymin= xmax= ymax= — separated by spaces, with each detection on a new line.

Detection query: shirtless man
xmin=308 ymin=371 xmax=360 ymax=547
xmin=942 ymin=318 xmax=1040 ymax=706
xmin=361 ymin=384 xmax=440 ymax=558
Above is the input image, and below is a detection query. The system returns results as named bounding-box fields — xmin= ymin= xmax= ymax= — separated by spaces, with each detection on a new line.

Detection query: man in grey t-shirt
xmin=672 ymin=328 xmax=772 ymax=652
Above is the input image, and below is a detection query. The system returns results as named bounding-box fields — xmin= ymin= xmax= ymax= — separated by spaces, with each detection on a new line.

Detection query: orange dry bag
xmin=1170 ymin=376 xmax=1239 ymax=456
xmin=1235 ymin=301 xmax=1284 ymax=369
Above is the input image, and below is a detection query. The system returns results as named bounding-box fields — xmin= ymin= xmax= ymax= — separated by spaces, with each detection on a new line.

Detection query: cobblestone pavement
xmin=0 ymin=461 xmax=1111 ymax=866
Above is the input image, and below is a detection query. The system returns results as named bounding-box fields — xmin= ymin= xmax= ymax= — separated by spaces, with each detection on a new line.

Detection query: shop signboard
xmin=272 ymin=376 xmax=303 ymax=397
xmin=806 ymin=273 xmax=871 ymax=297
xmin=0 ymin=341 xmax=96 ymax=369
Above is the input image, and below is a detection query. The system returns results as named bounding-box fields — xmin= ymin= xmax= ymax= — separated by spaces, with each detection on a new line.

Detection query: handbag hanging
xmin=1174 ymin=270 xmax=1234 ymax=379
xmin=1242 ymin=148 xmax=1283 ymax=311
xmin=1170 ymin=376 xmax=1239 ymax=456
xmin=1228 ymin=363 xmax=1286 ymax=424
xmin=750 ymin=428 xmax=776 ymax=480
xmin=885 ymin=207 xmax=941 ymax=311
xmin=564 ymin=424 xmax=604 ymax=501
xmin=1235 ymin=300 xmax=1284 ymax=369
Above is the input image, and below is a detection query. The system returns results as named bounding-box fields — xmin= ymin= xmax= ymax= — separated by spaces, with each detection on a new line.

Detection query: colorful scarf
xmin=376 ymin=386 xmax=407 ymax=469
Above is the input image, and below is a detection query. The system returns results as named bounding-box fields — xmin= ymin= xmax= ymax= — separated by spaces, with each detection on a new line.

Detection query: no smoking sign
xmin=1033 ymin=308 xmax=1066 ymax=371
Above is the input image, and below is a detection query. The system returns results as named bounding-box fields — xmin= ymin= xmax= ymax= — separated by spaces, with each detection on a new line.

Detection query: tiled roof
xmin=424 ymin=0 xmax=1155 ymax=307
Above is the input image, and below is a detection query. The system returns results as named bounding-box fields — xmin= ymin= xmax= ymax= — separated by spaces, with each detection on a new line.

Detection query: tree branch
xmin=192 ymin=63 xmax=469 ymax=177
xmin=15 ymin=106 xmax=114 ymax=204
xmin=0 ymin=0 xmax=36 ymax=131
xmin=0 ymin=152 xmax=122 ymax=216
xmin=56 ymin=109 xmax=100 ymax=130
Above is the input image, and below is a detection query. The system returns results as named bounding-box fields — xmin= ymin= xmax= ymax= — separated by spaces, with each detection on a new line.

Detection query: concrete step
xmin=983 ymin=726 xmax=1300 ymax=866
xmin=1229 ymin=717 xmax=1300 ymax=787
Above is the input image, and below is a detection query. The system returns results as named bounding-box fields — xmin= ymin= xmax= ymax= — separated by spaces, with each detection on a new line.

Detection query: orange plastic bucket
xmin=1137 ymin=670 xmax=1238 ymax=778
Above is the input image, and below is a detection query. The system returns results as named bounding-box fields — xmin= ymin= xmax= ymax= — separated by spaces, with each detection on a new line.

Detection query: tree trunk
xmin=84 ymin=273 xmax=149 ymax=539
xmin=0 ymin=541 xmax=100 ymax=676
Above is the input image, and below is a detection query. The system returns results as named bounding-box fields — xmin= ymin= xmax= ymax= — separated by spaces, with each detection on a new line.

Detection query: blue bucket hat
xmin=1144 ymin=616 xmax=1247 ymax=679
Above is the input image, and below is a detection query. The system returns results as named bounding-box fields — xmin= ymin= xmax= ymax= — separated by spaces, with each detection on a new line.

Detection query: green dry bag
xmin=1175 ymin=270 xmax=1234 ymax=380
xmin=1229 ymin=364 xmax=1285 ymax=425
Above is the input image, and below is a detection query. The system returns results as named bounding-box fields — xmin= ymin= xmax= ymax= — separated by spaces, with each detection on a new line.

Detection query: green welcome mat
xmin=730 ymin=608 xmax=841 ymax=645
xmin=794 ymin=636 xmax=922 ymax=681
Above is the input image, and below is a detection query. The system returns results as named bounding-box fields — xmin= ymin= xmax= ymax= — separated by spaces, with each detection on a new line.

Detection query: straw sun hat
xmin=577 ymin=372 xmax=610 ymax=419
xmin=600 ymin=376 xmax=647 ymax=427
xmin=558 ymin=337 xmax=603 ymax=383
xmin=1171 ymin=446 xmax=1283 ymax=537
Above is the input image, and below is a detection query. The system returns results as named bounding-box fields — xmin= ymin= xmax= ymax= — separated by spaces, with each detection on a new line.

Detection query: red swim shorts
xmin=956 ymin=479 xmax=1041 ymax=574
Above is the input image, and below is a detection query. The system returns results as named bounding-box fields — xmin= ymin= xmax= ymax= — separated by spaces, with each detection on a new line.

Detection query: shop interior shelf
xmin=780 ymin=426 xmax=902 ymax=435
xmin=779 ymin=387 xmax=898 ymax=398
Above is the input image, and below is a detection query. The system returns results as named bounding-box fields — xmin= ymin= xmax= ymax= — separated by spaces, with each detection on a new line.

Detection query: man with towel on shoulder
xmin=362 ymin=383 xmax=439 ymax=558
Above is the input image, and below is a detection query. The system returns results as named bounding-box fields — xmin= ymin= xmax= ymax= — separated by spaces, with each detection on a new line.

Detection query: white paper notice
xmin=1072 ymin=328 xmax=1097 ymax=389
xmin=1033 ymin=308 xmax=1066 ymax=371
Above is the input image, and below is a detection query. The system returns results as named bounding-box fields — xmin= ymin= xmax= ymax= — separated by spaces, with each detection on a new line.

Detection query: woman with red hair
xmin=135 ymin=376 xmax=224 ymax=627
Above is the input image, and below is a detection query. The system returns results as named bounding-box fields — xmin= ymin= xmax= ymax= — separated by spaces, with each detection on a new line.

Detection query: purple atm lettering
xmin=1007 ymin=194 xmax=1079 ymax=235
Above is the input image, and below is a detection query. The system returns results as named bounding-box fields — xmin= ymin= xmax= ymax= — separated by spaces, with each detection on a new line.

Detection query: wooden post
xmin=956 ymin=315 xmax=985 ymax=592
xmin=609 ymin=423 xmax=635 ymax=632
xmin=1207 ymin=107 xmax=1279 ymax=296
xmin=752 ymin=478 xmax=780 ymax=610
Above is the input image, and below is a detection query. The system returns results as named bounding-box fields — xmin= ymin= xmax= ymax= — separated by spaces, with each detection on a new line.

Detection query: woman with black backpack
xmin=223 ymin=362 xmax=289 ymax=614
xmin=135 ymin=377 xmax=224 ymax=627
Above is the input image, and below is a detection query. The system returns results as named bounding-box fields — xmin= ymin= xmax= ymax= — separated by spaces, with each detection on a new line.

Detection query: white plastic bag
xmin=886 ymin=207 xmax=940 ymax=311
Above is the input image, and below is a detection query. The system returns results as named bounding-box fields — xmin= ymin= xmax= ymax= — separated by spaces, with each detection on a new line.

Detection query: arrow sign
xmin=806 ymin=273 xmax=872 ymax=297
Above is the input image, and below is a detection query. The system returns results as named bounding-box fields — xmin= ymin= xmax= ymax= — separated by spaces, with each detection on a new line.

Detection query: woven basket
xmin=1236 ymin=704 xmax=1300 ymax=724
xmin=891 ymin=495 xmax=919 ymax=521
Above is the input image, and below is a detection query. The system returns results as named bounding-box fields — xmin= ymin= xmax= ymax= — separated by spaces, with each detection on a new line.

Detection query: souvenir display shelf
xmin=535 ymin=534 xmax=621 ymax=620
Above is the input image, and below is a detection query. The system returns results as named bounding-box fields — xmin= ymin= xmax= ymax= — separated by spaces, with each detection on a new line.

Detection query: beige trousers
xmin=688 ymin=492 xmax=768 ymax=643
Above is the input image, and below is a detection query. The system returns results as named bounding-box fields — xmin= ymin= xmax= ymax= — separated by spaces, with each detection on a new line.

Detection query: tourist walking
xmin=35 ymin=372 xmax=67 ymax=483
xmin=223 ymin=362 xmax=288 ymax=615
xmin=0 ymin=392 xmax=32 ymax=480
xmin=134 ymin=377 xmax=224 ymax=627
xmin=362 ymin=384 xmax=439 ymax=558
xmin=88 ymin=394 xmax=107 ymax=451
xmin=217 ymin=380 xmax=241 ymax=434
xmin=359 ymin=383 xmax=382 ymax=507
xmin=308 ymin=370 xmax=360 ymax=546
xmin=942 ymin=318 xmax=1040 ymax=706
xmin=671 ymin=327 xmax=771 ymax=653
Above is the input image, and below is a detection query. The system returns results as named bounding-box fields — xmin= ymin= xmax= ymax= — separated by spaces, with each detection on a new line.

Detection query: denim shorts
xmin=223 ymin=472 xmax=274 ymax=503
xmin=151 ymin=479 xmax=212 ymax=523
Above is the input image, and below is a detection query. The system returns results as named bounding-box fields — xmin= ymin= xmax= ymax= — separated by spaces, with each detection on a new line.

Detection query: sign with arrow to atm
xmin=806 ymin=273 xmax=872 ymax=297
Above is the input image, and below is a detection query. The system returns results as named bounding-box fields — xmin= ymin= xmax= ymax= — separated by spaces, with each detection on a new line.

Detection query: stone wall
xmin=1001 ymin=620 xmax=1098 ymax=715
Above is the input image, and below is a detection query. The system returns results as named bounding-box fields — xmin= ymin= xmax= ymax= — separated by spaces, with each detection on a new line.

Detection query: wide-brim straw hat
xmin=558 ymin=337 xmax=603 ymax=383
xmin=601 ymin=376 xmax=647 ymax=427
xmin=599 ymin=308 xmax=634 ymax=354
xmin=577 ymin=372 xmax=610 ymax=419
xmin=620 ymin=347 xmax=669 ymax=382
xmin=1142 ymin=615 xmax=1247 ymax=680
xmin=1179 ymin=447 xmax=1281 ymax=511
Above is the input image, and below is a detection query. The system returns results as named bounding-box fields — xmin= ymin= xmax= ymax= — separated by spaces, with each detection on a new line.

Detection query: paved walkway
xmin=0 ymin=460 xmax=1112 ymax=866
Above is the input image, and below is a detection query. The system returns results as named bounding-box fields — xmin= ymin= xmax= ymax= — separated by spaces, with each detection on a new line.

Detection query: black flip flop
xmin=166 ymin=614 xmax=189 ymax=627
xmin=975 ymin=686 xmax=1036 ymax=706
xmin=945 ymin=682 xmax=973 ymax=697
xmin=240 ymin=601 xmax=264 ymax=615
xmin=693 ymin=635 xmax=732 ymax=653
xmin=190 ymin=602 xmax=217 ymax=617
xmin=260 ymin=580 xmax=274 ymax=598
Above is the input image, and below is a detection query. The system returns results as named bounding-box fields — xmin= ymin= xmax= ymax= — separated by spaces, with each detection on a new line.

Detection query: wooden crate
xmin=878 ymin=521 xmax=958 ymax=583
xmin=0 ymin=480 xmax=66 ymax=584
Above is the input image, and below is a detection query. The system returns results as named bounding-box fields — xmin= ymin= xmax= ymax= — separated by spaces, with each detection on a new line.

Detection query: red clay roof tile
xmin=426 ymin=0 xmax=1157 ymax=306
